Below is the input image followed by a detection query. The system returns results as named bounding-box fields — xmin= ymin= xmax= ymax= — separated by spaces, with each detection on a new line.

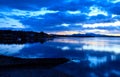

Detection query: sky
xmin=0 ymin=0 xmax=120 ymax=35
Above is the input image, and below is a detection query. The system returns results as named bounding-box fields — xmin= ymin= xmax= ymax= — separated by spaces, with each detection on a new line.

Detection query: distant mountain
xmin=53 ymin=33 xmax=107 ymax=37
xmin=71 ymin=33 xmax=107 ymax=37
xmin=47 ymin=33 xmax=120 ymax=37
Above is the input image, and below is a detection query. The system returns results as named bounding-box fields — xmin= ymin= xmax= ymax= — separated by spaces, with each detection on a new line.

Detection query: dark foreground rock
xmin=0 ymin=55 xmax=69 ymax=69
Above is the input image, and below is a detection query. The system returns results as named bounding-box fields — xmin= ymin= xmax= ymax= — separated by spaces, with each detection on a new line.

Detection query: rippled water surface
xmin=0 ymin=37 xmax=120 ymax=77
xmin=0 ymin=37 xmax=120 ymax=58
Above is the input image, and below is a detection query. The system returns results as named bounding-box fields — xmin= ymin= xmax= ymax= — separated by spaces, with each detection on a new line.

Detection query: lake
xmin=0 ymin=37 xmax=120 ymax=77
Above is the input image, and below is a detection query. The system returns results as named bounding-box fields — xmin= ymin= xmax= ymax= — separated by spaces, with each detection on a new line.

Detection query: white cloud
xmin=29 ymin=7 xmax=59 ymax=16
xmin=111 ymin=0 xmax=120 ymax=3
xmin=74 ymin=23 xmax=83 ymax=26
xmin=0 ymin=7 xmax=59 ymax=17
xmin=0 ymin=17 xmax=25 ymax=28
xmin=0 ymin=7 xmax=59 ymax=29
xmin=67 ymin=10 xmax=81 ymax=15
xmin=112 ymin=14 xmax=118 ymax=18
xmin=55 ymin=23 xmax=70 ymax=27
xmin=88 ymin=6 xmax=108 ymax=16
xmin=83 ymin=29 xmax=110 ymax=34
xmin=83 ymin=21 xmax=120 ymax=28
xmin=61 ymin=23 xmax=70 ymax=27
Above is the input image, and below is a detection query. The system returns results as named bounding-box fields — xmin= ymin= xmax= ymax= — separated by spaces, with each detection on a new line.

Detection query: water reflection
xmin=0 ymin=44 xmax=25 ymax=55
xmin=0 ymin=38 xmax=52 ymax=44
xmin=0 ymin=37 xmax=120 ymax=76
xmin=52 ymin=37 xmax=120 ymax=54
xmin=83 ymin=45 xmax=120 ymax=53
xmin=0 ymin=37 xmax=120 ymax=58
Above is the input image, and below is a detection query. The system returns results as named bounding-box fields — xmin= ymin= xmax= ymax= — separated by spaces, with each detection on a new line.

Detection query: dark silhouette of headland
xmin=0 ymin=30 xmax=118 ymax=44
xmin=0 ymin=30 xmax=53 ymax=44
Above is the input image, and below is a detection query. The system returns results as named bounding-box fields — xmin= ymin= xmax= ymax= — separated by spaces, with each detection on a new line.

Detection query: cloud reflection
xmin=87 ymin=56 xmax=107 ymax=67
xmin=0 ymin=44 xmax=25 ymax=55
xmin=0 ymin=37 xmax=120 ymax=59
xmin=83 ymin=45 xmax=120 ymax=54
xmin=61 ymin=46 xmax=70 ymax=50
xmin=52 ymin=37 xmax=120 ymax=54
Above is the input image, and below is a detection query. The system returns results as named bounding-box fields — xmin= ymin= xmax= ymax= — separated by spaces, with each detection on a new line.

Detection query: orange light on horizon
xmin=48 ymin=31 xmax=120 ymax=36
xmin=105 ymin=34 xmax=120 ymax=36
xmin=49 ymin=31 xmax=86 ymax=35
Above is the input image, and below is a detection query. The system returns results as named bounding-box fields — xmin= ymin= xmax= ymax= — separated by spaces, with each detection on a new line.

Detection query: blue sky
xmin=0 ymin=0 xmax=120 ymax=35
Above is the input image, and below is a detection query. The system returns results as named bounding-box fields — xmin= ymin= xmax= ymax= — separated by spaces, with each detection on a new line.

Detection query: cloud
xmin=111 ymin=0 xmax=120 ymax=3
xmin=0 ymin=7 xmax=59 ymax=17
xmin=82 ymin=29 xmax=110 ymax=34
xmin=0 ymin=0 xmax=120 ymax=34
xmin=83 ymin=21 xmax=120 ymax=28
xmin=0 ymin=0 xmax=63 ymax=10
xmin=16 ymin=12 xmax=87 ymax=31
xmin=0 ymin=17 xmax=25 ymax=28
xmin=60 ymin=23 xmax=70 ymax=27
xmin=66 ymin=10 xmax=81 ymax=15
xmin=88 ymin=5 xmax=108 ymax=16
xmin=109 ymin=2 xmax=120 ymax=15
xmin=48 ymin=0 xmax=94 ymax=12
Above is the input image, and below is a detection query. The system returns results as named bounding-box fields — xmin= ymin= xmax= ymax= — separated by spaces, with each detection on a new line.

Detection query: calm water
xmin=0 ymin=37 xmax=120 ymax=77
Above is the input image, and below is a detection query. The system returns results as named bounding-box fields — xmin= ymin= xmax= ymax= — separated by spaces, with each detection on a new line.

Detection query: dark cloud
xmin=0 ymin=0 xmax=112 ymax=12
xmin=48 ymin=0 xmax=94 ymax=12
xmin=88 ymin=14 xmax=114 ymax=23
xmin=0 ymin=0 xmax=120 ymax=33
xmin=90 ymin=14 xmax=108 ymax=20
xmin=0 ymin=15 xmax=4 ymax=18
xmin=113 ymin=15 xmax=120 ymax=19
xmin=0 ymin=0 xmax=63 ymax=10
xmin=15 ymin=12 xmax=87 ymax=31
xmin=109 ymin=2 xmax=120 ymax=15
xmin=0 ymin=0 xmax=118 ymax=14
xmin=48 ymin=0 xmax=113 ymax=13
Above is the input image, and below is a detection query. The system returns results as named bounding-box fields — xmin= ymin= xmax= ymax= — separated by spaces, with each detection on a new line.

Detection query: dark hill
xmin=0 ymin=30 xmax=53 ymax=44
